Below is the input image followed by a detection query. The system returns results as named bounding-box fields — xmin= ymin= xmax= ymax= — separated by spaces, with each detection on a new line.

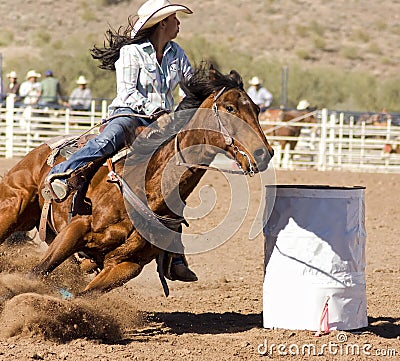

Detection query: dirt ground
xmin=0 ymin=157 xmax=398 ymax=361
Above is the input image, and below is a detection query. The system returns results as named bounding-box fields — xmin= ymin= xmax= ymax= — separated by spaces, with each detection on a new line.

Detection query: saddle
xmin=40 ymin=134 xmax=120 ymax=241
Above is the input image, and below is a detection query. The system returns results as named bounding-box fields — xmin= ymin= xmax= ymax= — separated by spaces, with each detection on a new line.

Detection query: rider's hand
xmin=156 ymin=112 xmax=173 ymax=132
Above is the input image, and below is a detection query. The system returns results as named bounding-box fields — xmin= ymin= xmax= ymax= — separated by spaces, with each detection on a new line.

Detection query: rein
xmin=175 ymin=87 xmax=256 ymax=177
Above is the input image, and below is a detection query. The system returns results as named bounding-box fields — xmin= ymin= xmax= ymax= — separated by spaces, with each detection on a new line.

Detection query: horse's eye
xmin=226 ymin=105 xmax=235 ymax=113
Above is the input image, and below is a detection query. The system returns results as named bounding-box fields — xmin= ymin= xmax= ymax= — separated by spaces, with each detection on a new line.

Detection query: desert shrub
xmin=33 ymin=29 xmax=51 ymax=47
xmin=309 ymin=20 xmax=325 ymax=37
xmin=295 ymin=25 xmax=309 ymax=38
xmin=377 ymin=78 xmax=400 ymax=111
xmin=313 ymin=36 xmax=326 ymax=50
xmin=352 ymin=29 xmax=370 ymax=43
xmin=80 ymin=1 xmax=97 ymax=21
xmin=295 ymin=49 xmax=313 ymax=60
xmin=375 ymin=20 xmax=388 ymax=31
xmin=367 ymin=43 xmax=382 ymax=55
xmin=81 ymin=10 xmax=97 ymax=22
xmin=381 ymin=57 xmax=395 ymax=65
xmin=0 ymin=30 xmax=14 ymax=47
xmin=341 ymin=46 xmax=361 ymax=60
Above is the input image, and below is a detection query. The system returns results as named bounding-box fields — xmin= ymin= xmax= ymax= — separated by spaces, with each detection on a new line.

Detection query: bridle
xmin=175 ymin=86 xmax=256 ymax=177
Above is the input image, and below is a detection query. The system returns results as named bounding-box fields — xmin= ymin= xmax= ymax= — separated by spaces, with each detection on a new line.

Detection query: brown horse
xmin=259 ymin=108 xmax=317 ymax=153
xmin=0 ymin=66 xmax=274 ymax=295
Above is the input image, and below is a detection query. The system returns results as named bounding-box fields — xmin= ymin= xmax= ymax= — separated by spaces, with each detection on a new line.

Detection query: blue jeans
xmin=49 ymin=107 xmax=145 ymax=175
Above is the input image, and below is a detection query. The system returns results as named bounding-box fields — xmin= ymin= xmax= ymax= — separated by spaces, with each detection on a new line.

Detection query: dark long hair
xmin=90 ymin=15 xmax=158 ymax=71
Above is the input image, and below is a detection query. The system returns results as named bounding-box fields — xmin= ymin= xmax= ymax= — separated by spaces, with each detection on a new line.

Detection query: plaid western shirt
xmin=108 ymin=40 xmax=193 ymax=116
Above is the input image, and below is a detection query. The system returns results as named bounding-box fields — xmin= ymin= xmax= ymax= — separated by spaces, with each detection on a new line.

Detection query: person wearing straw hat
xmin=68 ymin=75 xmax=93 ymax=111
xmin=19 ymin=70 xmax=42 ymax=105
xmin=44 ymin=0 xmax=197 ymax=282
xmin=296 ymin=99 xmax=311 ymax=110
xmin=247 ymin=76 xmax=273 ymax=112
xmin=5 ymin=71 xmax=21 ymax=100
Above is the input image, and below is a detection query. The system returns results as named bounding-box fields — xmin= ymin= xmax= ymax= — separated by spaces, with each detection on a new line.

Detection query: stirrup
xmin=42 ymin=169 xmax=74 ymax=202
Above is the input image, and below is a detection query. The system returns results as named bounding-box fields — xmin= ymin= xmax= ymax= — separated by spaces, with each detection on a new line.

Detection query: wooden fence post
xmin=318 ymin=108 xmax=328 ymax=170
xmin=5 ymin=95 xmax=15 ymax=159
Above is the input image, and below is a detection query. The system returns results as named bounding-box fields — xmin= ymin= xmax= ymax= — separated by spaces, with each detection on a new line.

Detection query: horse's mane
xmin=128 ymin=64 xmax=244 ymax=161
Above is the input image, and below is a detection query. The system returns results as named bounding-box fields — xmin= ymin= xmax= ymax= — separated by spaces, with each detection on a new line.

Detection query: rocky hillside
xmin=1 ymin=0 xmax=399 ymax=109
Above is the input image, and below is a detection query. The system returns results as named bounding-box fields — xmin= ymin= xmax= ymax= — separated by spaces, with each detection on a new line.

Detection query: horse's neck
xmin=145 ymin=129 xmax=216 ymax=214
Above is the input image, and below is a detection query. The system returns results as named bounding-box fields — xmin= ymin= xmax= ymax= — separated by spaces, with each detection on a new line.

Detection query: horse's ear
xmin=209 ymin=64 xmax=218 ymax=81
xmin=229 ymin=70 xmax=244 ymax=89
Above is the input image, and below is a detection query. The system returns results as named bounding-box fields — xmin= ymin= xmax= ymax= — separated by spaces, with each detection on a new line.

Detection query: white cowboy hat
xmin=131 ymin=0 xmax=192 ymax=38
xmin=248 ymin=76 xmax=262 ymax=86
xmin=7 ymin=71 xmax=17 ymax=78
xmin=25 ymin=70 xmax=41 ymax=79
xmin=297 ymin=99 xmax=310 ymax=110
xmin=76 ymin=75 xmax=88 ymax=85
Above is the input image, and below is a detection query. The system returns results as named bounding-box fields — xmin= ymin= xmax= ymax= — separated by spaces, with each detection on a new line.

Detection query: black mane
xmin=177 ymin=64 xmax=244 ymax=112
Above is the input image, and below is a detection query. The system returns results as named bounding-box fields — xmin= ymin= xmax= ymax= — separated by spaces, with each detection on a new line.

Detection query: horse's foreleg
xmin=80 ymin=231 xmax=148 ymax=294
xmin=31 ymin=217 xmax=91 ymax=276
xmin=81 ymin=261 xmax=143 ymax=294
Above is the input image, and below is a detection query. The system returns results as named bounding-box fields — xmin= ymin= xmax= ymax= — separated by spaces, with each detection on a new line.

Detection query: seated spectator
xmin=19 ymin=70 xmax=42 ymax=105
xmin=68 ymin=75 xmax=93 ymax=111
xmin=38 ymin=70 xmax=63 ymax=108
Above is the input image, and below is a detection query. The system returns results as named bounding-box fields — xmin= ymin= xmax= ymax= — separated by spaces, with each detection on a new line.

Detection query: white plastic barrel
xmin=263 ymin=185 xmax=368 ymax=331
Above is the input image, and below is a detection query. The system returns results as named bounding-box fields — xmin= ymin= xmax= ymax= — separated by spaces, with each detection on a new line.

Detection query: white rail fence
xmin=261 ymin=108 xmax=400 ymax=173
xmin=0 ymin=96 xmax=108 ymax=158
xmin=2 ymin=98 xmax=400 ymax=173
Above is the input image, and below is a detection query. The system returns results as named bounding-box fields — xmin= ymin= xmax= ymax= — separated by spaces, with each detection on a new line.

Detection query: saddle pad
xmin=46 ymin=134 xmax=129 ymax=164
xmin=46 ymin=134 xmax=78 ymax=150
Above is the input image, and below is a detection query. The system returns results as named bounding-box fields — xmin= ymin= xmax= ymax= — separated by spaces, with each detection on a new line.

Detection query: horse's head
xmin=201 ymin=69 xmax=274 ymax=174
xmin=132 ymin=66 xmax=274 ymax=177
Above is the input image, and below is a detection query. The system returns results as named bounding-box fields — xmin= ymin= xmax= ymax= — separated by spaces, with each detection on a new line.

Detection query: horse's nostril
xmin=253 ymin=148 xmax=266 ymax=160
xmin=253 ymin=147 xmax=270 ymax=161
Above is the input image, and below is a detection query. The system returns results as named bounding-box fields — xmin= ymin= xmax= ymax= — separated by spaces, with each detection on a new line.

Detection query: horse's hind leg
xmin=0 ymin=145 xmax=51 ymax=243
xmin=0 ymin=188 xmax=40 ymax=243
xmin=31 ymin=216 xmax=91 ymax=276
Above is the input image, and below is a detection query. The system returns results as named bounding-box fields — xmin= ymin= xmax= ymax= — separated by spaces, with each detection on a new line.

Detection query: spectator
xmin=247 ymin=76 xmax=273 ymax=112
xmin=19 ymin=70 xmax=42 ymax=105
xmin=68 ymin=75 xmax=93 ymax=111
xmin=38 ymin=70 xmax=63 ymax=108
xmin=296 ymin=99 xmax=311 ymax=110
xmin=5 ymin=71 xmax=21 ymax=100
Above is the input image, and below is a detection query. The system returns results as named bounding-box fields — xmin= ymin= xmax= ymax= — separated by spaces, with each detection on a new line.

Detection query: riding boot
xmin=169 ymin=254 xmax=198 ymax=282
